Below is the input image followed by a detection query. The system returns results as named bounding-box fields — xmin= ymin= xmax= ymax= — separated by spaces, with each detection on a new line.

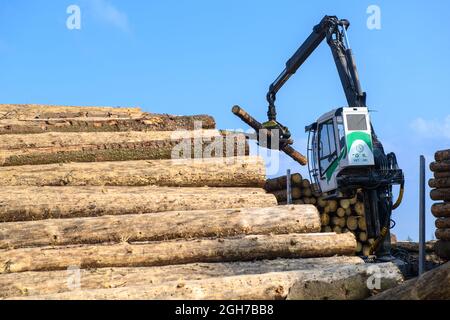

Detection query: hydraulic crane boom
xmin=266 ymin=15 xmax=366 ymax=130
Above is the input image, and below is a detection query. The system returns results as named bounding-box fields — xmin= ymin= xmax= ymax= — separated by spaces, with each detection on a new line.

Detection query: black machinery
xmin=232 ymin=15 xmax=404 ymax=260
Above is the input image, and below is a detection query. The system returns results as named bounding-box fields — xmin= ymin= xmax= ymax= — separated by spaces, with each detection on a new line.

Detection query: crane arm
xmin=266 ymin=15 xmax=366 ymax=123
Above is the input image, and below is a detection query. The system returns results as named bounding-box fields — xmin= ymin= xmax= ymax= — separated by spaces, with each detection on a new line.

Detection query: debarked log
xmin=0 ymin=205 xmax=320 ymax=249
xmin=0 ymin=186 xmax=277 ymax=222
xmin=0 ymin=232 xmax=357 ymax=273
xmin=0 ymin=156 xmax=265 ymax=187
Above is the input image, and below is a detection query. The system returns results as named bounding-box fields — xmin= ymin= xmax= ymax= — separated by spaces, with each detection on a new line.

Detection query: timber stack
xmin=429 ymin=148 xmax=450 ymax=261
xmin=265 ymin=174 xmax=386 ymax=256
xmin=0 ymin=104 xmax=403 ymax=300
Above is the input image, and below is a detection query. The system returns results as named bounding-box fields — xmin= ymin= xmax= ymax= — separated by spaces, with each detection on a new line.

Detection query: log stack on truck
xmin=0 ymin=104 xmax=403 ymax=300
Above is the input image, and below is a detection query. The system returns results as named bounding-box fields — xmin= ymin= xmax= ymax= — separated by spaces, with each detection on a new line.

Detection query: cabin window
xmin=318 ymin=120 xmax=338 ymax=176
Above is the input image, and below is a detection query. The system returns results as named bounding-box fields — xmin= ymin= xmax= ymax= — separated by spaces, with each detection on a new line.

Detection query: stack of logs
xmin=0 ymin=104 xmax=403 ymax=300
xmin=265 ymin=174 xmax=378 ymax=256
xmin=429 ymin=148 xmax=450 ymax=261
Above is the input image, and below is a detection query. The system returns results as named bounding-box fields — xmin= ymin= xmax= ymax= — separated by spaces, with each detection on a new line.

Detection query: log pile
xmin=0 ymin=104 xmax=403 ymax=300
xmin=265 ymin=174 xmax=375 ymax=256
xmin=429 ymin=148 xmax=450 ymax=261
xmin=369 ymin=261 xmax=450 ymax=300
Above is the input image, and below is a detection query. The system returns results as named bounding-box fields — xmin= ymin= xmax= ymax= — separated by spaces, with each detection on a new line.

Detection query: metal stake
xmin=419 ymin=155 xmax=426 ymax=275
xmin=286 ymin=169 xmax=292 ymax=205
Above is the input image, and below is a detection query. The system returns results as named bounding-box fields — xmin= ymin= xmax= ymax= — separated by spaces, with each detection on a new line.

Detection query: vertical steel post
xmin=419 ymin=155 xmax=426 ymax=275
xmin=286 ymin=169 xmax=292 ymax=205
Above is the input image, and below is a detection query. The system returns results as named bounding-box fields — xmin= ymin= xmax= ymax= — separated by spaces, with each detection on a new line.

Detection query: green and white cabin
xmin=306 ymin=107 xmax=374 ymax=194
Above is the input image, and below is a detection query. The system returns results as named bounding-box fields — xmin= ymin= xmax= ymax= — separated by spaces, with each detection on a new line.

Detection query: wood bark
xmin=0 ymin=232 xmax=357 ymax=273
xmin=0 ymin=205 xmax=320 ymax=249
xmin=434 ymin=241 xmax=450 ymax=260
xmin=231 ymin=105 xmax=307 ymax=165
xmin=8 ymin=262 xmax=402 ymax=300
xmin=431 ymin=202 xmax=450 ymax=218
xmin=430 ymin=188 xmax=450 ymax=201
xmin=434 ymin=171 xmax=450 ymax=178
xmin=0 ymin=104 xmax=143 ymax=120
xmin=0 ymin=186 xmax=277 ymax=222
xmin=435 ymin=149 xmax=450 ymax=162
xmin=370 ymin=261 xmax=450 ymax=300
xmin=0 ymin=114 xmax=215 ymax=134
xmin=430 ymin=161 xmax=450 ymax=172
xmin=393 ymin=241 xmax=436 ymax=253
xmin=436 ymin=218 xmax=450 ymax=229
xmin=0 ymin=130 xmax=249 ymax=166
xmin=0 ymin=156 xmax=265 ymax=187
xmin=435 ymin=228 xmax=450 ymax=241
xmin=271 ymin=188 xmax=302 ymax=202
xmin=264 ymin=173 xmax=302 ymax=191
xmin=0 ymin=256 xmax=363 ymax=299
xmin=429 ymin=178 xmax=450 ymax=188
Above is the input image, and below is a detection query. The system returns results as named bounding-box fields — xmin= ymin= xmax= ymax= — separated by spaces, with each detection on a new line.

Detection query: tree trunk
xmin=339 ymin=199 xmax=350 ymax=209
xmin=336 ymin=208 xmax=346 ymax=218
xmin=434 ymin=171 xmax=450 ymax=179
xmin=430 ymin=188 xmax=450 ymax=201
xmin=331 ymin=217 xmax=346 ymax=228
xmin=436 ymin=218 xmax=450 ymax=229
xmin=0 ymin=186 xmax=277 ymax=222
xmin=0 ymin=104 xmax=143 ymax=120
xmin=431 ymin=202 xmax=450 ymax=217
xmin=264 ymin=173 xmax=302 ymax=191
xmin=429 ymin=178 xmax=450 ymax=188
xmin=0 ymin=205 xmax=320 ymax=249
xmin=354 ymin=202 xmax=365 ymax=216
xmin=434 ymin=241 xmax=450 ymax=260
xmin=370 ymin=261 xmax=450 ymax=300
xmin=0 ymin=114 xmax=215 ymax=134
xmin=8 ymin=262 xmax=402 ymax=300
xmin=435 ymin=228 xmax=450 ymax=241
xmin=270 ymin=188 xmax=302 ymax=202
xmin=0 ymin=256 xmax=364 ymax=299
xmin=435 ymin=149 xmax=450 ymax=162
xmin=0 ymin=156 xmax=265 ymax=187
xmin=320 ymin=213 xmax=330 ymax=226
xmin=0 ymin=130 xmax=249 ymax=166
xmin=393 ymin=241 xmax=436 ymax=252
xmin=430 ymin=161 xmax=450 ymax=172
xmin=358 ymin=217 xmax=367 ymax=231
xmin=347 ymin=216 xmax=358 ymax=231
xmin=0 ymin=232 xmax=356 ymax=273
xmin=358 ymin=232 xmax=368 ymax=242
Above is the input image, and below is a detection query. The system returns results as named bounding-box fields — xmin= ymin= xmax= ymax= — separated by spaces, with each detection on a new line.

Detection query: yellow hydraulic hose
xmin=392 ymin=183 xmax=404 ymax=210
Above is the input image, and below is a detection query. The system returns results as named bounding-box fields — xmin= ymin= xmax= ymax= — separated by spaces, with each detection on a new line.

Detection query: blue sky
xmin=1 ymin=0 xmax=449 ymax=240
